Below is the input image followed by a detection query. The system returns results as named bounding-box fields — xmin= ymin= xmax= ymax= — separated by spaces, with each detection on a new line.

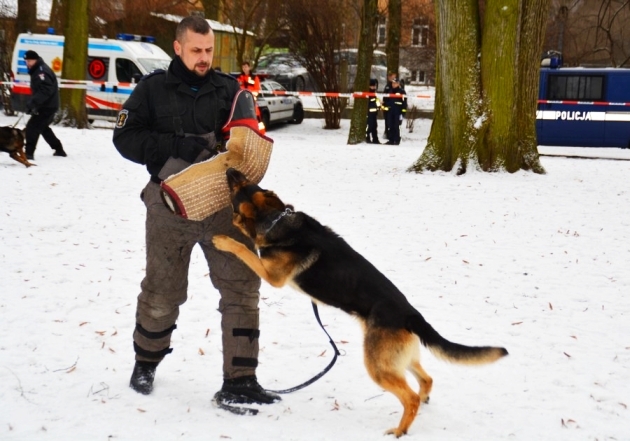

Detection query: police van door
xmin=112 ymin=58 xmax=142 ymax=116
xmin=85 ymin=56 xmax=115 ymax=120
xmin=538 ymin=73 xmax=606 ymax=147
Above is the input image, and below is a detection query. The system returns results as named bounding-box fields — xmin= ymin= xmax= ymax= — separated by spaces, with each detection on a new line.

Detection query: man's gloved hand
xmin=172 ymin=136 xmax=208 ymax=163
xmin=26 ymin=107 xmax=39 ymax=115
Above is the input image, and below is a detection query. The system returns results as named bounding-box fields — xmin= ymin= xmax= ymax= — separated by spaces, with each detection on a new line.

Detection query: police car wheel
xmin=290 ymin=103 xmax=304 ymax=124
xmin=261 ymin=111 xmax=270 ymax=130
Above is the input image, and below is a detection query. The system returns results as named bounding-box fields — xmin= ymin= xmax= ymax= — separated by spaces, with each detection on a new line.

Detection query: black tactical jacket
xmin=113 ymin=65 xmax=239 ymax=178
xmin=27 ymin=58 xmax=60 ymax=111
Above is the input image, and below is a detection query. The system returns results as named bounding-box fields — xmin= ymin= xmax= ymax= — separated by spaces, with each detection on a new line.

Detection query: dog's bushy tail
xmin=407 ymin=314 xmax=508 ymax=365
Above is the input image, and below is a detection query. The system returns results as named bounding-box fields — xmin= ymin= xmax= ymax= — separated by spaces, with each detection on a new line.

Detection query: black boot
xmin=129 ymin=361 xmax=158 ymax=395
xmin=53 ymin=147 xmax=67 ymax=157
xmin=215 ymin=375 xmax=281 ymax=405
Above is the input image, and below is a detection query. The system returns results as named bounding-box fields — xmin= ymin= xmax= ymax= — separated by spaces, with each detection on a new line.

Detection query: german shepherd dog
xmin=213 ymin=168 xmax=508 ymax=437
xmin=0 ymin=126 xmax=34 ymax=167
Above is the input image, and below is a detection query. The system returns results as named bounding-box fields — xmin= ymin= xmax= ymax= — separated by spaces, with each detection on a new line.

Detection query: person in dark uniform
xmin=112 ymin=15 xmax=280 ymax=407
xmin=23 ymin=50 xmax=66 ymax=160
xmin=381 ymin=71 xmax=396 ymax=141
xmin=365 ymin=78 xmax=381 ymax=144
xmin=382 ymin=77 xmax=407 ymax=145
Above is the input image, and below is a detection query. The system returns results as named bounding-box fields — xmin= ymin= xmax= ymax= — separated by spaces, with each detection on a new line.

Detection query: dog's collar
xmin=265 ymin=207 xmax=293 ymax=233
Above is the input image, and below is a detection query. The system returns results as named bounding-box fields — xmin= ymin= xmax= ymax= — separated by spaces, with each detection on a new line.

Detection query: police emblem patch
xmin=115 ymin=109 xmax=129 ymax=129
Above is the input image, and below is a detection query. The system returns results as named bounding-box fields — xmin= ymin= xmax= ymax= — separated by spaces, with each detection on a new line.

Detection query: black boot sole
xmin=213 ymin=391 xmax=259 ymax=415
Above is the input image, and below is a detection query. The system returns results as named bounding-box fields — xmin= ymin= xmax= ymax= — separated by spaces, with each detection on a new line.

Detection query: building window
xmin=411 ymin=70 xmax=426 ymax=84
xmin=377 ymin=17 xmax=387 ymax=46
xmin=412 ymin=18 xmax=429 ymax=47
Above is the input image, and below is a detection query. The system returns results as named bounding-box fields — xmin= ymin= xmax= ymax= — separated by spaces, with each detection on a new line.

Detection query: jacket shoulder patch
xmin=115 ymin=109 xmax=129 ymax=129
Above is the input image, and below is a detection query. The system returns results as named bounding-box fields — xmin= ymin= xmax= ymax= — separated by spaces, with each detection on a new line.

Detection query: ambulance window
xmin=116 ymin=59 xmax=142 ymax=83
xmin=87 ymin=57 xmax=109 ymax=81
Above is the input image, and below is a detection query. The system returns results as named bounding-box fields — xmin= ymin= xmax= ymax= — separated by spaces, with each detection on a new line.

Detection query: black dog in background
xmin=0 ymin=126 xmax=34 ymax=167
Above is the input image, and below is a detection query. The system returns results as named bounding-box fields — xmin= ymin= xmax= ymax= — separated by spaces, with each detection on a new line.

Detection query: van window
xmin=548 ymin=75 xmax=604 ymax=101
xmin=137 ymin=57 xmax=171 ymax=73
xmin=116 ymin=58 xmax=142 ymax=83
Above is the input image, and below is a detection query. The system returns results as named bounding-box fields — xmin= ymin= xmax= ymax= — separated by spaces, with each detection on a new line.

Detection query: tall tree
xmin=58 ymin=0 xmax=89 ymax=128
xmin=347 ymin=0 xmax=378 ymax=144
xmin=16 ymin=0 xmax=37 ymax=33
xmin=222 ymin=0 xmax=287 ymax=66
xmin=199 ymin=0 xmax=221 ymax=20
xmin=409 ymin=0 xmax=548 ymax=175
xmin=385 ymin=0 xmax=401 ymax=76
xmin=285 ymin=0 xmax=349 ymax=129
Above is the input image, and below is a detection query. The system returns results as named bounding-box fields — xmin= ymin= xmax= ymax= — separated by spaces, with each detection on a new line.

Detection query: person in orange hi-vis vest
xmin=236 ymin=61 xmax=265 ymax=133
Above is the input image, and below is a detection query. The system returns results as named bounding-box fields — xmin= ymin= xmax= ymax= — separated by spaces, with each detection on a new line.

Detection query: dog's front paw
xmin=213 ymin=235 xmax=234 ymax=251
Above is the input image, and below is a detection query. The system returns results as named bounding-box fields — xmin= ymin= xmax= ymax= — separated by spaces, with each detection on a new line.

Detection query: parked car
xmin=256 ymin=53 xmax=314 ymax=91
xmin=256 ymin=80 xmax=304 ymax=128
xmin=335 ymin=49 xmax=412 ymax=92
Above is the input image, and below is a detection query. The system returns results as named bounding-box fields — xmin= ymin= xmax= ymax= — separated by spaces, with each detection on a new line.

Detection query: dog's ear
xmin=261 ymin=191 xmax=287 ymax=211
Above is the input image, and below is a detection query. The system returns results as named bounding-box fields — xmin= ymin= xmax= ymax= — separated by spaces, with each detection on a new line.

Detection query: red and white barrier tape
xmin=0 ymin=80 xmax=430 ymax=98
xmin=538 ymin=99 xmax=630 ymax=106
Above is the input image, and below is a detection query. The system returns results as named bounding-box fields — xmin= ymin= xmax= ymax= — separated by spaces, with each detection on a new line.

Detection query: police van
xmin=536 ymin=66 xmax=630 ymax=148
xmin=11 ymin=32 xmax=171 ymax=121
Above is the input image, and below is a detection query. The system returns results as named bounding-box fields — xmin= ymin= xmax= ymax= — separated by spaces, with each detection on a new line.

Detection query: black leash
xmin=213 ymin=302 xmax=341 ymax=415
xmin=268 ymin=301 xmax=341 ymax=394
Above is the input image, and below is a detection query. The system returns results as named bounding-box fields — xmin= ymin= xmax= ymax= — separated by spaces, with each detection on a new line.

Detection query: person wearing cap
xmin=365 ymin=78 xmax=381 ymax=144
xmin=381 ymin=72 xmax=397 ymax=140
xmin=382 ymin=77 xmax=407 ymax=145
xmin=22 ymin=50 xmax=66 ymax=159
xmin=112 ymin=16 xmax=280 ymax=407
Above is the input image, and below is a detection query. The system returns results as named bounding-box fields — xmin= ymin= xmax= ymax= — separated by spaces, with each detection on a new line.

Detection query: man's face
xmin=25 ymin=59 xmax=37 ymax=69
xmin=174 ymin=29 xmax=214 ymax=76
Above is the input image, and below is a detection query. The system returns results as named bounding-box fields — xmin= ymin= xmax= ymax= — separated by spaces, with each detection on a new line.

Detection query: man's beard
xmin=193 ymin=63 xmax=210 ymax=76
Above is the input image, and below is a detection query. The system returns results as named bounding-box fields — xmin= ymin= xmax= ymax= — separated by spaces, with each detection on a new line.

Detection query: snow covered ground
xmin=1 ymin=110 xmax=629 ymax=441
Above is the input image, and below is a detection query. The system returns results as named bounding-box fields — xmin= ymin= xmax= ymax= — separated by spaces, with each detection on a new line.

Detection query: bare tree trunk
xmin=285 ymin=0 xmax=348 ymax=129
xmin=348 ymin=0 xmax=378 ymax=144
xmin=199 ymin=0 xmax=222 ymax=20
xmin=58 ymin=0 xmax=89 ymax=128
xmin=386 ymin=0 xmax=401 ymax=75
xmin=16 ymin=0 xmax=37 ymax=33
xmin=409 ymin=0 xmax=547 ymax=175
xmin=49 ymin=0 xmax=64 ymax=34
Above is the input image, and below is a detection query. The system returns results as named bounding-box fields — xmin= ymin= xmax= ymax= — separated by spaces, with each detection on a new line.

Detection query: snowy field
xmin=1 ymin=110 xmax=629 ymax=441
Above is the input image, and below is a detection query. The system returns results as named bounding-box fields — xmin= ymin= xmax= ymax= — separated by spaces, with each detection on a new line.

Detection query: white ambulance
xmin=11 ymin=32 xmax=172 ymax=121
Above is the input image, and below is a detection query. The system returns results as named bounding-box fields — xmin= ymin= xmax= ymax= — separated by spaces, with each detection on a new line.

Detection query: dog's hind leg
xmin=363 ymin=325 xmax=421 ymax=437
xmin=409 ymin=358 xmax=433 ymax=404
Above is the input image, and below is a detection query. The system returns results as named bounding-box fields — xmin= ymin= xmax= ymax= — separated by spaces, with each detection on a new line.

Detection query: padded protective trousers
xmin=134 ymin=181 xmax=262 ymax=379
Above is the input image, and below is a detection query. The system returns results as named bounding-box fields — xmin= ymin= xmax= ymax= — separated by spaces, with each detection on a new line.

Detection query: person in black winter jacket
xmin=365 ymin=78 xmax=381 ymax=144
xmin=113 ymin=15 xmax=280 ymax=408
xmin=382 ymin=77 xmax=407 ymax=145
xmin=23 ymin=50 xmax=66 ymax=159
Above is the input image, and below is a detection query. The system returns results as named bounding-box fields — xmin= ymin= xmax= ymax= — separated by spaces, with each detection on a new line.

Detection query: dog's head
xmin=225 ymin=168 xmax=292 ymax=242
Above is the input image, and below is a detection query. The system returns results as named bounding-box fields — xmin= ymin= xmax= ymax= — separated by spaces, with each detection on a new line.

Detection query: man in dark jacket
xmin=365 ymin=78 xmax=381 ymax=144
xmin=381 ymin=72 xmax=396 ymax=140
xmin=23 ymin=50 xmax=66 ymax=159
xmin=112 ymin=15 xmax=280 ymax=408
xmin=382 ymin=77 xmax=407 ymax=145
